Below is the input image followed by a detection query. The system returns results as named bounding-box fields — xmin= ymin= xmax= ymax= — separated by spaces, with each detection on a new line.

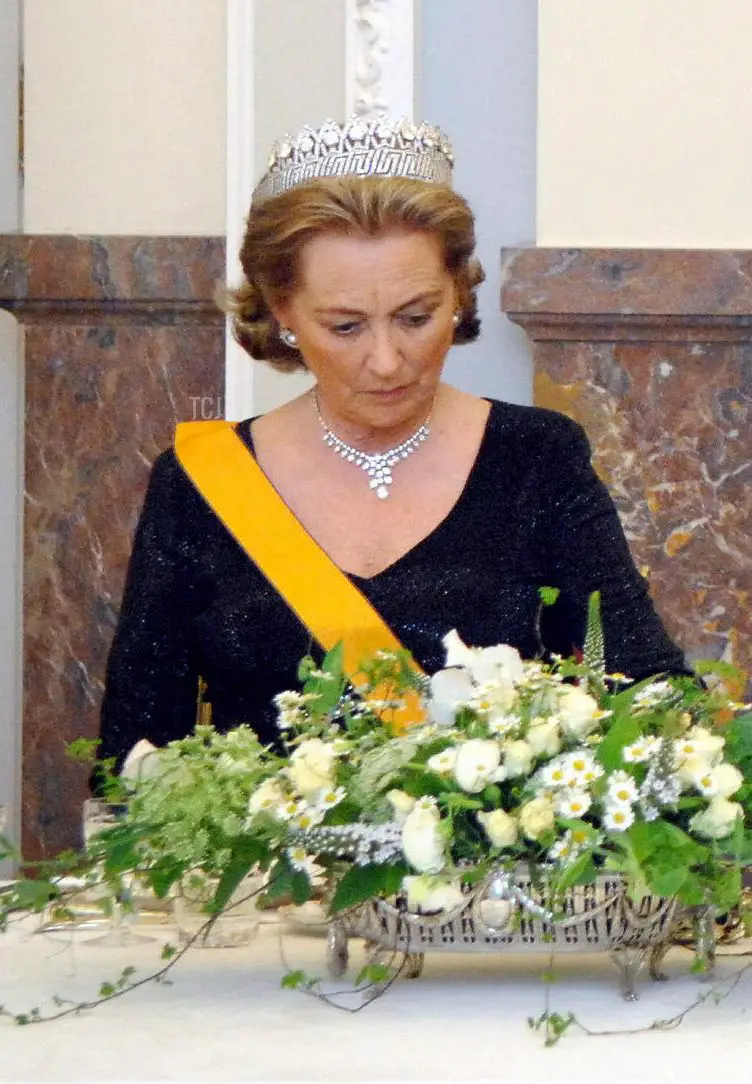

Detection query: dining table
xmin=1 ymin=896 xmax=751 ymax=1084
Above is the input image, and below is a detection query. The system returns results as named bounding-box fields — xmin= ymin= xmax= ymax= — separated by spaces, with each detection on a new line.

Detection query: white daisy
xmin=293 ymin=807 xmax=324 ymax=831
xmin=603 ymin=805 xmax=635 ymax=832
xmin=487 ymin=713 xmax=520 ymax=737
xmin=541 ymin=759 xmax=570 ymax=788
xmin=555 ymin=789 xmax=592 ymax=818
xmin=623 ymin=738 xmax=658 ymax=763
xmin=548 ymin=833 xmax=577 ymax=862
xmin=278 ymin=797 xmax=307 ymax=821
xmin=606 ymin=771 xmax=639 ymax=805
xmin=564 ymin=750 xmax=602 ymax=787
xmin=316 ymin=786 xmax=347 ymax=811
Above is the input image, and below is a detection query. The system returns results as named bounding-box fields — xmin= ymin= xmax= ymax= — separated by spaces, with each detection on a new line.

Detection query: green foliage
xmin=66 ymin=737 xmax=101 ymax=764
xmin=595 ymin=714 xmax=641 ymax=772
xmin=528 ymin=1010 xmax=577 ymax=1046
xmin=355 ymin=962 xmax=391 ymax=986
xmin=329 ymin=862 xmax=408 ymax=914
xmin=264 ymin=857 xmax=311 ymax=905
xmin=211 ymin=836 xmax=270 ymax=913
xmin=281 ymin=970 xmax=315 ymax=990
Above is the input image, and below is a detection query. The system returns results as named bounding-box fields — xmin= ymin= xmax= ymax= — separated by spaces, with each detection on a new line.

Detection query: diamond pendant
xmin=376 ymin=485 xmax=389 ymax=499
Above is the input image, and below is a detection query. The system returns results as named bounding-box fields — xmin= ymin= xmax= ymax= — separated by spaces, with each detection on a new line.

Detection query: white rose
xmin=442 ymin=631 xmax=525 ymax=688
xmin=247 ymin=777 xmax=287 ymax=818
xmin=676 ymin=727 xmax=725 ymax=764
xmin=526 ymin=718 xmax=562 ymax=757
xmin=502 ymin=739 xmax=535 ymax=778
xmin=402 ymin=874 xmax=464 ymax=914
xmin=691 ymin=762 xmax=744 ymax=799
xmin=428 ymin=668 xmax=475 ymax=727
xmin=477 ymin=808 xmax=518 ymax=848
xmin=386 ymin=789 xmax=417 ymax=825
xmin=518 ymin=795 xmax=556 ymax=841
xmin=709 ymin=763 xmax=744 ymax=798
xmin=690 ymin=796 xmax=743 ymax=840
xmin=401 ymin=799 xmax=446 ymax=873
xmin=453 ymin=739 xmax=502 ymax=793
xmin=556 ymin=686 xmax=601 ymax=739
xmin=677 ymin=753 xmax=713 ymax=789
xmin=288 ymin=738 xmax=337 ymax=799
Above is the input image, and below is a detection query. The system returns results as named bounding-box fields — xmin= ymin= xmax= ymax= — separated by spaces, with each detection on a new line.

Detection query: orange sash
xmin=174 ymin=420 xmax=426 ymax=729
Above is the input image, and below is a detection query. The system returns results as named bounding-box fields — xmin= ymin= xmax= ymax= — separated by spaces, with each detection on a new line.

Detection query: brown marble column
xmin=501 ymin=248 xmax=751 ymax=685
xmin=0 ymin=236 xmax=226 ymax=859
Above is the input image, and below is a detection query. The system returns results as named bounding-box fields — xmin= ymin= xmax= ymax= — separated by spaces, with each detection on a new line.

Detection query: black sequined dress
xmin=98 ymin=400 xmax=689 ymax=766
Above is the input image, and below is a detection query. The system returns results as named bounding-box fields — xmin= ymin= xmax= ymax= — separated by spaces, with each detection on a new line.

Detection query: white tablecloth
xmin=1 ymin=911 xmax=751 ymax=1084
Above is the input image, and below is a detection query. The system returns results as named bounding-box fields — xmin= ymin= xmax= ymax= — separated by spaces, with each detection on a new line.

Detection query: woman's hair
xmin=224 ymin=176 xmax=485 ymax=372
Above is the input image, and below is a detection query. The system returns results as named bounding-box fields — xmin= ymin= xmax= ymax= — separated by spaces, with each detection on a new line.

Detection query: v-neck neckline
xmin=237 ymin=399 xmax=496 ymax=583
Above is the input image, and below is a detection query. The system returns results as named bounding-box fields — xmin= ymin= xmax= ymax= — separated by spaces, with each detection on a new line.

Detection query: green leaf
xmin=264 ymin=858 xmax=295 ymax=902
xmin=553 ymin=848 xmax=597 ymax=893
xmin=329 ymin=862 xmax=407 ymax=914
xmin=212 ymin=836 xmax=267 ymax=912
xmin=147 ymin=855 xmax=188 ymax=899
xmin=7 ymin=879 xmax=59 ymax=912
xmin=290 ymin=870 xmax=312 ymax=906
xmin=99 ymin=824 xmax=142 ymax=876
xmin=648 ymin=866 xmax=688 ymax=898
xmin=355 ymin=962 xmax=391 ymax=986
xmin=297 ymin=655 xmax=317 ymax=683
xmin=595 ymin=714 xmax=641 ymax=773
xmin=281 ymin=969 xmax=312 ymax=990
xmin=441 ymin=792 xmax=484 ymax=813
xmin=65 ymin=737 xmax=101 ymax=764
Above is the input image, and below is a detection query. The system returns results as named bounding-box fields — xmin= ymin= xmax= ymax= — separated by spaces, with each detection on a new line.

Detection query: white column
xmin=345 ymin=0 xmax=419 ymax=119
xmin=224 ymin=0 xmax=257 ymax=422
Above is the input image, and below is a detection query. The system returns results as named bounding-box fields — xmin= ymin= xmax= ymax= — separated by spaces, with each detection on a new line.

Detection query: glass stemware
xmin=80 ymin=799 xmax=153 ymax=947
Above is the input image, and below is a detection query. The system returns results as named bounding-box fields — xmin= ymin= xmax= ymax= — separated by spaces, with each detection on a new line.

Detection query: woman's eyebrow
xmin=314 ymin=291 xmax=445 ymax=317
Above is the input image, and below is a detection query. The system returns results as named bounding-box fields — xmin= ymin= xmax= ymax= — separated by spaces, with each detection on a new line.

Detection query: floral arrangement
xmin=3 ymin=594 xmax=752 ymax=949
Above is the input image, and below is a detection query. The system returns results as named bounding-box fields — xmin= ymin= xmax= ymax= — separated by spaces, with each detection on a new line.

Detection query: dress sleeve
xmin=537 ymin=416 xmax=691 ymax=680
xmin=98 ymin=451 xmax=204 ymax=771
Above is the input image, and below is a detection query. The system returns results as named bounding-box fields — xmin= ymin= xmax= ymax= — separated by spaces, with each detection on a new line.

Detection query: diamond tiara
xmin=251 ymin=115 xmax=455 ymax=206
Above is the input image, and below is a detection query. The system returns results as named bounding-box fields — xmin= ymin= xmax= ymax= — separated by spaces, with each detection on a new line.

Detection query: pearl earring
xmin=452 ymin=311 xmax=462 ymax=328
xmin=279 ymin=327 xmax=299 ymax=348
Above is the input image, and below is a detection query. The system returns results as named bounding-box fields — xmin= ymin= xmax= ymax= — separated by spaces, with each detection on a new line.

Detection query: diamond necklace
xmin=314 ymin=394 xmax=432 ymax=499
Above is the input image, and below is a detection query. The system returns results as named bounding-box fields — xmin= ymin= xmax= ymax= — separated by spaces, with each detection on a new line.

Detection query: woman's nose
xmin=367 ymin=327 xmax=402 ymax=376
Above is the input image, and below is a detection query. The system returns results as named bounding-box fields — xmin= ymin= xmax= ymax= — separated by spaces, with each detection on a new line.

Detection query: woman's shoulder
xmin=484 ymin=399 xmax=587 ymax=449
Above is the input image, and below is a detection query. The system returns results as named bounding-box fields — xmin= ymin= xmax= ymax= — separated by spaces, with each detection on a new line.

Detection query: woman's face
xmin=273 ymin=230 xmax=457 ymax=434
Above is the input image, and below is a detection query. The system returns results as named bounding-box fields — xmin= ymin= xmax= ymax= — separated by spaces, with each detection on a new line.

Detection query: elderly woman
xmin=98 ymin=117 xmax=687 ymax=767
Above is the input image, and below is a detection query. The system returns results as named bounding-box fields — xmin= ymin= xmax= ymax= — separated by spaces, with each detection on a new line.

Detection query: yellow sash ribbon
xmin=174 ymin=420 xmax=426 ymax=730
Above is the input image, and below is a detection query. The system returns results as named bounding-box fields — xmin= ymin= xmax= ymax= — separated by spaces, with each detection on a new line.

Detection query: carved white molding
xmin=346 ymin=0 xmax=417 ymax=120
xmin=224 ymin=0 xmax=256 ymax=421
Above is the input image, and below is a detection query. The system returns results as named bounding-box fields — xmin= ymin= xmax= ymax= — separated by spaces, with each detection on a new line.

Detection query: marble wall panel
xmin=501 ymin=248 xmax=751 ymax=690
xmin=0 ymin=236 xmax=226 ymax=859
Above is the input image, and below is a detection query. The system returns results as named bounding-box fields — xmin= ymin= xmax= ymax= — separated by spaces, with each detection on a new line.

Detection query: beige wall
xmin=538 ymin=0 xmax=752 ymax=247
xmin=23 ymin=0 xmax=226 ymax=234
xmin=247 ymin=0 xmax=346 ymax=413
xmin=0 ymin=0 xmax=21 ymax=864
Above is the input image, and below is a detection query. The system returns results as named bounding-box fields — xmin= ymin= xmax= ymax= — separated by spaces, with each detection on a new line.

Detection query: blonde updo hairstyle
xmin=226 ymin=176 xmax=485 ymax=373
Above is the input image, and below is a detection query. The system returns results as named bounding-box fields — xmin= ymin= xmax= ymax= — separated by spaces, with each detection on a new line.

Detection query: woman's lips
xmin=365 ymin=385 xmax=412 ymax=400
